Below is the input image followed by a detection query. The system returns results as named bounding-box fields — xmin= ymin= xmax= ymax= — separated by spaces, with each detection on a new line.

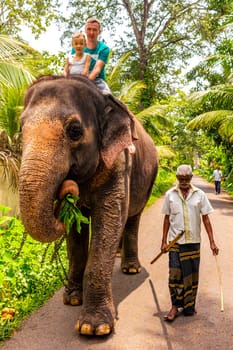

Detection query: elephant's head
xmin=19 ymin=75 xmax=136 ymax=243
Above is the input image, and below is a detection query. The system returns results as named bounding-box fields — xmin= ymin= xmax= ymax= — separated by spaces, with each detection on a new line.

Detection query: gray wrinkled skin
xmin=19 ymin=75 xmax=158 ymax=336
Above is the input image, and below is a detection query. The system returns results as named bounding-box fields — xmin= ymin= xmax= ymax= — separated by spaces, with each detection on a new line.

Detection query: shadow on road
xmin=76 ymin=260 xmax=150 ymax=346
xmin=112 ymin=260 xmax=149 ymax=316
xmin=149 ymin=279 xmax=174 ymax=350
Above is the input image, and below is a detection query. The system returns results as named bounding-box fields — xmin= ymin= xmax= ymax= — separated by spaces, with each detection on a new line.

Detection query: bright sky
xmin=21 ymin=24 xmax=64 ymax=54
xmin=21 ymin=23 xmax=114 ymax=54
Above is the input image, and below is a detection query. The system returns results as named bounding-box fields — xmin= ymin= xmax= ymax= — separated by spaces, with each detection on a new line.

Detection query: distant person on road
xmin=63 ymin=32 xmax=91 ymax=77
xmin=213 ymin=166 xmax=222 ymax=195
xmin=161 ymin=164 xmax=219 ymax=322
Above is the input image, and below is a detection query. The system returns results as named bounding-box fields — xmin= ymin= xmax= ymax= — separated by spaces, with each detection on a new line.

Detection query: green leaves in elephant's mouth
xmin=54 ymin=194 xmax=90 ymax=235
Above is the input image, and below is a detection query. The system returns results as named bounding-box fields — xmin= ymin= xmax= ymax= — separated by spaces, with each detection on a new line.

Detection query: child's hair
xmin=71 ymin=32 xmax=86 ymax=44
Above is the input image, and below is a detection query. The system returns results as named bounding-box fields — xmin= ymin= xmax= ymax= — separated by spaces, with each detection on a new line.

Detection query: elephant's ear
xmin=100 ymin=94 xmax=138 ymax=169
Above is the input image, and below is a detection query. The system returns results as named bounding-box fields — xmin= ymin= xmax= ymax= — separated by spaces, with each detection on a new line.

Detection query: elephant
xmin=19 ymin=75 xmax=158 ymax=336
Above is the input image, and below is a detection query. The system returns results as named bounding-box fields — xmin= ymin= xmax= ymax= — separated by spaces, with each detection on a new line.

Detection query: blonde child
xmin=64 ymin=33 xmax=91 ymax=76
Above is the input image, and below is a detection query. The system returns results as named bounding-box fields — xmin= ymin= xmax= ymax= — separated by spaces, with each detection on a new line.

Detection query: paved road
xmin=2 ymin=176 xmax=233 ymax=350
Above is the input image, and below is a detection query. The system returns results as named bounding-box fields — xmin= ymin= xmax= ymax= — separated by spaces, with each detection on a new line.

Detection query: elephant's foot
xmin=121 ymin=258 xmax=141 ymax=274
xmin=75 ymin=308 xmax=116 ymax=336
xmin=63 ymin=287 xmax=83 ymax=306
xmin=75 ymin=320 xmax=115 ymax=336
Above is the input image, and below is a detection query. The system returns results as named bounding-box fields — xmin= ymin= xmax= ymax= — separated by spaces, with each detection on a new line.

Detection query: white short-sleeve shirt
xmin=161 ymin=185 xmax=213 ymax=244
xmin=213 ymin=169 xmax=222 ymax=181
xmin=68 ymin=53 xmax=88 ymax=75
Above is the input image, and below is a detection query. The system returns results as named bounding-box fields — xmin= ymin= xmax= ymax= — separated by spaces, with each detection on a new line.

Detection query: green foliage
xmin=0 ymin=0 xmax=60 ymax=37
xmin=0 ymin=35 xmax=35 ymax=138
xmin=62 ymin=0 xmax=233 ymax=103
xmin=188 ymin=109 xmax=233 ymax=143
xmin=193 ymin=139 xmax=233 ymax=196
xmin=57 ymin=194 xmax=89 ymax=234
xmin=147 ymin=167 xmax=176 ymax=206
xmin=0 ymin=205 xmax=68 ymax=342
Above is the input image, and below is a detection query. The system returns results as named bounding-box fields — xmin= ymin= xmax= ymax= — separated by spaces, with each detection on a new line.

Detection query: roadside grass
xmin=0 ymin=206 xmax=67 ymax=343
xmin=147 ymin=167 xmax=176 ymax=206
xmin=0 ymin=169 xmax=174 ymax=343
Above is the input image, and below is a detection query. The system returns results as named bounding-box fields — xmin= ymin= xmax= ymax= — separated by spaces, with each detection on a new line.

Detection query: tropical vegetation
xmin=0 ymin=0 xmax=233 ymax=342
xmin=0 ymin=205 xmax=67 ymax=342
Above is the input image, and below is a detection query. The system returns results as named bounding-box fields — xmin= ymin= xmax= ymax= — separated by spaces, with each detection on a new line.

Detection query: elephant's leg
xmin=75 ymin=205 xmax=124 ymax=336
xmin=116 ymin=236 xmax=122 ymax=257
xmin=63 ymin=220 xmax=89 ymax=306
xmin=121 ymin=213 xmax=142 ymax=274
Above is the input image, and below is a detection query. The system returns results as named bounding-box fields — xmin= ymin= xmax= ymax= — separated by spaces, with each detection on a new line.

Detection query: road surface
xmin=1 ymin=176 xmax=233 ymax=350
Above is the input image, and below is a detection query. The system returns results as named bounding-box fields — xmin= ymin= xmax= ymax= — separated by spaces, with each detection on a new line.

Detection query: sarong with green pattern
xmin=168 ymin=243 xmax=200 ymax=315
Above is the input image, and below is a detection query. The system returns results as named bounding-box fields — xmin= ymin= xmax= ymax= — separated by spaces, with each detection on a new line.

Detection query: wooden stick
xmin=215 ymin=255 xmax=224 ymax=312
xmin=150 ymin=231 xmax=184 ymax=264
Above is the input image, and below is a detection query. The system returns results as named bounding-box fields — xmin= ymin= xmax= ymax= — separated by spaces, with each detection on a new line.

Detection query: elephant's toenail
xmin=95 ymin=323 xmax=111 ymax=336
xmin=80 ymin=323 xmax=93 ymax=335
xmin=74 ymin=320 xmax=80 ymax=332
xmin=70 ymin=297 xmax=80 ymax=306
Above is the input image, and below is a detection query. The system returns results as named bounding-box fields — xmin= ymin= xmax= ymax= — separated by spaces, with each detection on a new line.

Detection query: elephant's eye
xmin=65 ymin=121 xmax=83 ymax=141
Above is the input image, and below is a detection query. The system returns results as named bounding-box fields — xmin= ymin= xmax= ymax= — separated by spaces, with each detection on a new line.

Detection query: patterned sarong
xmin=168 ymin=243 xmax=200 ymax=315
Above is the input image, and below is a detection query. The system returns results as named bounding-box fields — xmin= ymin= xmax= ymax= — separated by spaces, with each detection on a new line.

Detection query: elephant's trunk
xmin=19 ymin=161 xmax=66 ymax=243
xmin=19 ymin=121 xmax=70 ymax=243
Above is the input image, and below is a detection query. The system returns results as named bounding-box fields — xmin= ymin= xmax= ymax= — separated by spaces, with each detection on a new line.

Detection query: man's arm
xmin=202 ymin=214 xmax=219 ymax=255
xmin=82 ymin=54 xmax=91 ymax=76
xmin=88 ymin=60 xmax=105 ymax=80
xmin=161 ymin=214 xmax=170 ymax=252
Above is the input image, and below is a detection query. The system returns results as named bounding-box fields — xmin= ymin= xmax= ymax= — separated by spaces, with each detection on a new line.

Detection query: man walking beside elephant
xmin=161 ymin=164 xmax=219 ymax=321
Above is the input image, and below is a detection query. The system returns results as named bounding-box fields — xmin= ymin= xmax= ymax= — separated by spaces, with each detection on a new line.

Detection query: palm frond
xmin=0 ymin=35 xmax=30 ymax=60
xmin=119 ymin=80 xmax=146 ymax=113
xmin=136 ymin=104 xmax=170 ymax=124
xmin=0 ymin=130 xmax=21 ymax=189
xmin=156 ymin=145 xmax=176 ymax=159
xmin=108 ymin=52 xmax=131 ymax=85
xmin=0 ymin=61 xmax=34 ymax=88
xmin=189 ymin=85 xmax=233 ymax=110
xmin=135 ymin=104 xmax=172 ymax=139
xmin=0 ymin=151 xmax=20 ymax=189
xmin=187 ymin=110 xmax=233 ymax=143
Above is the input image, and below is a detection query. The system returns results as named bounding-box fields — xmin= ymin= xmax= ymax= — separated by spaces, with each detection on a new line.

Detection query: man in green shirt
xmin=84 ymin=17 xmax=111 ymax=94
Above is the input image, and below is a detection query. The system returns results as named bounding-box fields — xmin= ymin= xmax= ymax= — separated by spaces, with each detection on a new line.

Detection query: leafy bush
xmin=147 ymin=167 xmax=176 ymax=206
xmin=0 ymin=205 xmax=67 ymax=342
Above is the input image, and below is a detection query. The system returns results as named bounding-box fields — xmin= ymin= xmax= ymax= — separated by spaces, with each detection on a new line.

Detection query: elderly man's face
xmin=177 ymin=175 xmax=192 ymax=189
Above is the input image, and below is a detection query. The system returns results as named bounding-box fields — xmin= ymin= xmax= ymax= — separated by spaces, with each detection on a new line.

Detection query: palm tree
xmin=187 ymin=85 xmax=233 ymax=143
xmin=0 ymin=35 xmax=35 ymax=189
xmin=108 ymin=52 xmax=173 ymax=147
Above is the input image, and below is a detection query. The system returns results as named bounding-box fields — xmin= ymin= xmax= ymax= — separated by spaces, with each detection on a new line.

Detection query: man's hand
xmin=210 ymin=241 xmax=219 ymax=255
xmin=161 ymin=242 xmax=168 ymax=253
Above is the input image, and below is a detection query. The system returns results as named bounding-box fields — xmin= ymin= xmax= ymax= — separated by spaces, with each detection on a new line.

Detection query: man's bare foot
xmin=164 ymin=305 xmax=178 ymax=322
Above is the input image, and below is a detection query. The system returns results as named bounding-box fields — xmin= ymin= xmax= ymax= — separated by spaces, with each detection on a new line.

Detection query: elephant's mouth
xmin=54 ymin=180 xmax=80 ymax=219
xmin=19 ymin=172 xmax=80 ymax=243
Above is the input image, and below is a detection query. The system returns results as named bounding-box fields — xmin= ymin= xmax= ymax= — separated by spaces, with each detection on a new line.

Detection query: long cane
xmin=215 ymin=255 xmax=224 ymax=312
xmin=150 ymin=231 xmax=184 ymax=264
